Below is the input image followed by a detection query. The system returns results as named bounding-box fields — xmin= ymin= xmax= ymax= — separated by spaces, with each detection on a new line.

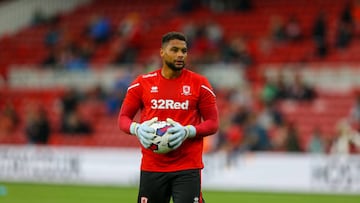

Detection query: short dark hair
xmin=161 ymin=31 xmax=187 ymax=47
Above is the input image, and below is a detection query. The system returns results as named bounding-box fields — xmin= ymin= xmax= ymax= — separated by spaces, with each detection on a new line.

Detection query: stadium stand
xmin=0 ymin=0 xmax=359 ymax=153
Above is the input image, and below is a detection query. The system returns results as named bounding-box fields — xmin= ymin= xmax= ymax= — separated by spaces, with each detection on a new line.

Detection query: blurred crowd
xmin=1 ymin=65 xmax=359 ymax=157
xmin=26 ymin=0 xmax=360 ymax=72
xmin=1 ymin=0 xmax=360 ymax=156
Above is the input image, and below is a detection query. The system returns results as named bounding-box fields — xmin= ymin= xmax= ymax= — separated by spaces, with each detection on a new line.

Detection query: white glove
xmin=166 ymin=118 xmax=196 ymax=149
xmin=130 ymin=117 xmax=158 ymax=148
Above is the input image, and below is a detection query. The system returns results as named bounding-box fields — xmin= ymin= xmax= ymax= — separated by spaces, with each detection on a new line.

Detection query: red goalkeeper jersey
xmin=118 ymin=68 xmax=219 ymax=172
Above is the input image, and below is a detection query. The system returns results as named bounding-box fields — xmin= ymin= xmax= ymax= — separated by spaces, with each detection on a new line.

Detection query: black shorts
xmin=138 ymin=169 xmax=205 ymax=203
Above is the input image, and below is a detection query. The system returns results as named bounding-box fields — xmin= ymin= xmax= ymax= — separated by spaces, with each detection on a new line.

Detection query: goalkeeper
xmin=118 ymin=31 xmax=219 ymax=203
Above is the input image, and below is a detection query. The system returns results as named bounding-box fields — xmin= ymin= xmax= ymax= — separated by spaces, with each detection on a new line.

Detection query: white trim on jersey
xmin=128 ymin=83 xmax=140 ymax=91
xmin=142 ymin=72 xmax=157 ymax=78
xmin=201 ymin=85 xmax=216 ymax=97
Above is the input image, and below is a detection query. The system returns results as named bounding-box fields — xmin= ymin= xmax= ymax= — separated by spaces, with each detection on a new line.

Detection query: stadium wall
xmin=0 ymin=145 xmax=359 ymax=194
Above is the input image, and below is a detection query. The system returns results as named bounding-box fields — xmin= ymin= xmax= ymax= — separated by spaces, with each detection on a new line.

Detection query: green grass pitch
xmin=0 ymin=182 xmax=359 ymax=203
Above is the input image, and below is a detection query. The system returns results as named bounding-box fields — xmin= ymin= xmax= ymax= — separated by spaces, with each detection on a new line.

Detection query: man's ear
xmin=160 ymin=48 xmax=164 ymax=57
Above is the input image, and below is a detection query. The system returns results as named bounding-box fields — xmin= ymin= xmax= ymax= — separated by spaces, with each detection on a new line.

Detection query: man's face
xmin=160 ymin=39 xmax=187 ymax=71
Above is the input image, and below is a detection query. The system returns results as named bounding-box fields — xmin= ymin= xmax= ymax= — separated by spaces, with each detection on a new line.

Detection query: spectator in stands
xmin=189 ymin=22 xmax=222 ymax=64
xmin=306 ymin=126 xmax=327 ymax=153
xmin=257 ymin=35 xmax=273 ymax=56
xmin=312 ymin=11 xmax=328 ymax=57
xmin=31 ymin=8 xmax=61 ymax=27
xmin=202 ymin=19 xmax=225 ymax=64
xmin=257 ymin=100 xmax=284 ymax=131
xmin=221 ymin=35 xmax=253 ymax=66
xmin=61 ymin=111 xmax=92 ymax=135
xmin=335 ymin=2 xmax=355 ymax=49
xmin=264 ymin=70 xmax=316 ymax=102
xmin=335 ymin=21 xmax=353 ymax=49
xmin=86 ymin=84 xmax=107 ymax=102
xmin=59 ymin=88 xmax=82 ymax=128
xmin=85 ymin=14 xmax=111 ymax=45
xmin=110 ymin=36 xmax=128 ymax=65
xmin=44 ymin=19 xmax=62 ymax=48
xmin=105 ymin=73 xmax=132 ymax=115
xmin=181 ymin=20 xmax=199 ymax=48
xmin=270 ymin=121 xmax=288 ymax=151
xmin=348 ymin=93 xmax=360 ymax=131
xmin=204 ymin=0 xmax=252 ymax=12
xmin=222 ymin=119 xmax=244 ymax=167
xmin=207 ymin=0 xmax=225 ymax=12
xmin=45 ymin=20 xmax=91 ymax=69
xmin=261 ymin=75 xmax=280 ymax=104
xmin=340 ymin=1 xmax=355 ymax=28
xmin=31 ymin=8 xmax=48 ymax=26
xmin=271 ymin=121 xmax=302 ymax=152
xmin=176 ymin=0 xmax=200 ymax=13
xmin=287 ymin=73 xmax=316 ymax=101
xmin=65 ymin=54 xmax=88 ymax=70
xmin=230 ymin=104 xmax=250 ymax=127
xmin=78 ymin=40 xmax=95 ymax=62
xmin=284 ymin=122 xmax=302 ymax=152
xmin=261 ymin=70 xmax=290 ymax=102
xmin=205 ymin=20 xmax=224 ymax=47
xmin=229 ymin=85 xmax=255 ymax=117
xmin=234 ymin=0 xmax=252 ymax=12
xmin=240 ymin=111 xmax=272 ymax=152
xmin=42 ymin=48 xmax=58 ymax=67
xmin=25 ymin=106 xmax=50 ymax=145
xmin=60 ymin=88 xmax=81 ymax=115
xmin=106 ymin=89 xmax=125 ymax=116
xmin=285 ymin=15 xmax=303 ymax=42
xmin=274 ymin=71 xmax=291 ymax=100
xmin=218 ymin=90 xmax=253 ymax=166
xmin=330 ymin=119 xmax=360 ymax=154
xmin=269 ymin=15 xmax=286 ymax=43
xmin=49 ymin=39 xmax=91 ymax=70
xmin=113 ymin=12 xmax=144 ymax=64
xmin=0 ymin=102 xmax=19 ymax=136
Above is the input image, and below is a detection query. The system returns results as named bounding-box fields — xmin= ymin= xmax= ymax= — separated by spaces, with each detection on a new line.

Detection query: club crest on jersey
xmin=182 ymin=85 xmax=191 ymax=96
xmin=151 ymin=86 xmax=158 ymax=93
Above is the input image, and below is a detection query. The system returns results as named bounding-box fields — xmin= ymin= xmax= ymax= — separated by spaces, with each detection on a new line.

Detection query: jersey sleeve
xmin=118 ymin=77 xmax=143 ymax=134
xmin=194 ymin=77 xmax=219 ymax=137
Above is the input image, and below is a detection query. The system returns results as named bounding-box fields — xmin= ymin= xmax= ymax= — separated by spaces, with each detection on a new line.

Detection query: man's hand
xmin=166 ymin=118 xmax=196 ymax=149
xmin=130 ymin=117 xmax=158 ymax=148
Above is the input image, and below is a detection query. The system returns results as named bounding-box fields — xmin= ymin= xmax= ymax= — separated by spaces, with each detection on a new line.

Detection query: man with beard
xmin=118 ymin=31 xmax=219 ymax=203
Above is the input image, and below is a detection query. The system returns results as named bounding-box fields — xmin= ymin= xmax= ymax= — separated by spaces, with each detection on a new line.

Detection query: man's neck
xmin=161 ymin=67 xmax=182 ymax=79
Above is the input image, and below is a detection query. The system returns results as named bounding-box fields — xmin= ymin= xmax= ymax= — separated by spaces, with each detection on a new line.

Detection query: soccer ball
xmin=148 ymin=121 xmax=174 ymax=154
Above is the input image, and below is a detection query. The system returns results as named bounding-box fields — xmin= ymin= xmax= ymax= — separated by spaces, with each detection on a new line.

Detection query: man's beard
xmin=165 ymin=60 xmax=185 ymax=71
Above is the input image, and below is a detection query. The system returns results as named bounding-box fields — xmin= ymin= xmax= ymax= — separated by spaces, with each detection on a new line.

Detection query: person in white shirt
xmin=330 ymin=119 xmax=360 ymax=154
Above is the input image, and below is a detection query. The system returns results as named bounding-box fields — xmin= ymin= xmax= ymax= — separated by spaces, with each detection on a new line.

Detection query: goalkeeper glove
xmin=130 ymin=117 xmax=158 ymax=148
xmin=166 ymin=118 xmax=196 ymax=149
